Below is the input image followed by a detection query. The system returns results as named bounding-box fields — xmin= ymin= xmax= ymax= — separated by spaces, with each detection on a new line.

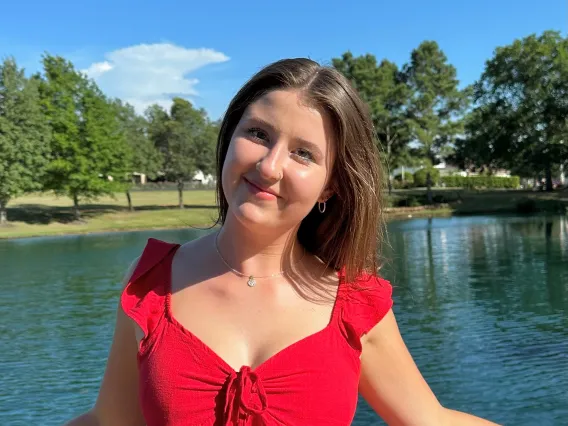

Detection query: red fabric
xmin=121 ymin=238 xmax=393 ymax=426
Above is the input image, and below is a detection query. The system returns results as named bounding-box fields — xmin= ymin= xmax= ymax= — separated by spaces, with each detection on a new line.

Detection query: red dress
xmin=121 ymin=238 xmax=393 ymax=426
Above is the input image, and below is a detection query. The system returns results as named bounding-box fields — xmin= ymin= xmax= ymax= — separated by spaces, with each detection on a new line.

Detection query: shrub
xmin=413 ymin=168 xmax=440 ymax=187
xmin=392 ymin=179 xmax=414 ymax=190
xmin=394 ymin=172 xmax=414 ymax=183
xmin=395 ymin=196 xmax=423 ymax=207
xmin=440 ymin=175 xmax=520 ymax=189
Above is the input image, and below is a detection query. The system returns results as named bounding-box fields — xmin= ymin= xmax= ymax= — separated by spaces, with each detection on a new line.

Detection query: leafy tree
xmin=38 ymin=55 xmax=128 ymax=220
xmin=466 ymin=31 xmax=568 ymax=191
xmin=0 ymin=57 xmax=51 ymax=224
xmin=114 ymin=100 xmax=162 ymax=211
xmin=194 ymin=120 xmax=219 ymax=176
xmin=147 ymin=98 xmax=216 ymax=208
xmin=403 ymin=41 xmax=469 ymax=164
xmin=333 ymin=52 xmax=412 ymax=192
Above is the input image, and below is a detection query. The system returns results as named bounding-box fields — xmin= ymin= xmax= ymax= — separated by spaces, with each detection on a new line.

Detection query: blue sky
xmin=1 ymin=0 xmax=565 ymax=120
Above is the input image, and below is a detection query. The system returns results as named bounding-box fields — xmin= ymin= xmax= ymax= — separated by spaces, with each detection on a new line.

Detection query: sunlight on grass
xmin=2 ymin=188 xmax=566 ymax=240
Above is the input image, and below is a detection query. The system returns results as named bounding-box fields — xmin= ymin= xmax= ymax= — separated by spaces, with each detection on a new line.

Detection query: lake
xmin=1 ymin=215 xmax=567 ymax=425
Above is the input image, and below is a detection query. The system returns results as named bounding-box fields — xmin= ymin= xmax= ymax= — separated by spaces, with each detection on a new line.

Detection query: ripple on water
xmin=1 ymin=216 xmax=567 ymax=425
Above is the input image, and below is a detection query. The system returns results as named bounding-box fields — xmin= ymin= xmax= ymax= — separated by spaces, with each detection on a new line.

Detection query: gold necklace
xmin=214 ymin=232 xmax=304 ymax=287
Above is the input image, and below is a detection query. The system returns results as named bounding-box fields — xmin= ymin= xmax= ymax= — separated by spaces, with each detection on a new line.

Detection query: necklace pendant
xmin=247 ymin=276 xmax=256 ymax=287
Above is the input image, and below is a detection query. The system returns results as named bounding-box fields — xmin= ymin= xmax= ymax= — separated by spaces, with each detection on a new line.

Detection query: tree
xmin=467 ymin=31 xmax=568 ymax=191
xmin=194 ymin=120 xmax=219 ymax=176
xmin=452 ymin=105 xmax=510 ymax=174
xmin=333 ymin=52 xmax=412 ymax=193
xmin=38 ymin=55 xmax=128 ymax=220
xmin=403 ymin=41 xmax=469 ymax=164
xmin=147 ymin=98 xmax=215 ymax=208
xmin=0 ymin=58 xmax=51 ymax=225
xmin=114 ymin=100 xmax=162 ymax=211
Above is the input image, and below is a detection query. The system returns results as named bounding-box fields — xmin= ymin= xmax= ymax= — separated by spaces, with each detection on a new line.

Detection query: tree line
xmin=332 ymin=30 xmax=568 ymax=193
xmin=1 ymin=29 xmax=567 ymax=225
xmin=0 ymin=55 xmax=219 ymax=224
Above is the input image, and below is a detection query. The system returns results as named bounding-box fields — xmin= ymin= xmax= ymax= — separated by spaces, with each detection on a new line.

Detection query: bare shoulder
xmin=120 ymin=233 xmax=214 ymax=290
xmin=171 ymin=231 xmax=218 ymax=290
xmin=175 ymin=231 xmax=216 ymax=265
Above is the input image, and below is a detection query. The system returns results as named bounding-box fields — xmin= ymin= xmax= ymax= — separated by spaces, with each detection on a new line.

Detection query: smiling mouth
xmin=243 ymin=177 xmax=279 ymax=199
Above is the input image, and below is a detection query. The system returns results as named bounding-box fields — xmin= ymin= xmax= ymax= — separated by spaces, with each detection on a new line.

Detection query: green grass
xmin=1 ymin=190 xmax=218 ymax=239
xmin=1 ymin=188 xmax=566 ymax=239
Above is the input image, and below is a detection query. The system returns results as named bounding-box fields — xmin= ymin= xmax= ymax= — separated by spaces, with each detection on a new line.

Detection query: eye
xmin=246 ymin=127 xmax=269 ymax=143
xmin=292 ymin=148 xmax=315 ymax=163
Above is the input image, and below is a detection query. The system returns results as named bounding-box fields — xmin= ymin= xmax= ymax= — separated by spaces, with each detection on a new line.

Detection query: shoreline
xmin=3 ymin=188 xmax=566 ymax=241
xmin=0 ymin=206 xmax=454 ymax=241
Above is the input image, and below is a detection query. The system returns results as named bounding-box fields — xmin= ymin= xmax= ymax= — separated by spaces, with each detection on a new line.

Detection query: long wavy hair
xmin=214 ymin=58 xmax=385 ymax=283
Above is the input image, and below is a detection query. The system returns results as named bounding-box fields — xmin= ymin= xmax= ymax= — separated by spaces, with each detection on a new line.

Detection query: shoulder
xmin=338 ymin=272 xmax=394 ymax=350
xmin=170 ymin=231 xmax=220 ymax=291
xmin=340 ymin=271 xmax=393 ymax=302
xmin=126 ymin=238 xmax=180 ymax=284
xmin=119 ymin=238 xmax=180 ymax=338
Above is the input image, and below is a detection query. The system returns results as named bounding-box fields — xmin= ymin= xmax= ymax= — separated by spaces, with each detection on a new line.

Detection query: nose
xmin=256 ymin=142 xmax=286 ymax=181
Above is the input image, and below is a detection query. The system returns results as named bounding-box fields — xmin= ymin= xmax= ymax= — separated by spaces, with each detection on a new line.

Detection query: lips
xmin=244 ymin=177 xmax=279 ymax=198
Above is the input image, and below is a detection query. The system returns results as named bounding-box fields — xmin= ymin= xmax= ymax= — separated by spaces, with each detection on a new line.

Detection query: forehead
xmin=241 ymin=90 xmax=335 ymax=152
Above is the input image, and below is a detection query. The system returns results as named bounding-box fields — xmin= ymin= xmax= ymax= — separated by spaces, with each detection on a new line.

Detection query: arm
xmin=359 ymin=310 xmax=500 ymax=426
xmin=65 ymin=259 xmax=144 ymax=426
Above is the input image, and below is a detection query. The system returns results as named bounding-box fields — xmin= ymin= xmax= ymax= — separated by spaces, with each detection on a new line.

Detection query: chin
xmin=231 ymin=202 xmax=281 ymax=229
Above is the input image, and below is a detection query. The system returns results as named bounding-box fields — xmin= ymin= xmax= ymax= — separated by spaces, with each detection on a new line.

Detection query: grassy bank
xmin=1 ymin=188 xmax=566 ymax=240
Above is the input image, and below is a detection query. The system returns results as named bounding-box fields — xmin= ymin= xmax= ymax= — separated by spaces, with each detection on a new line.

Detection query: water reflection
xmin=0 ymin=216 xmax=566 ymax=425
xmin=370 ymin=215 xmax=567 ymax=425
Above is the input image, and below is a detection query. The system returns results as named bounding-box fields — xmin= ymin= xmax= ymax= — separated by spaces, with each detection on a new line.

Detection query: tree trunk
xmin=73 ymin=194 xmax=81 ymax=221
xmin=126 ymin=190 xmax=133 ymax=212
xmin=0 ymin=199 xmax=7 ymax=225
xmin=545 ymin=164 xmax=553 ymax=192
xmin=177 ymin=180 xmax=184 ymax=209
xmin=426 ymin=172 xmax=433 ymax=204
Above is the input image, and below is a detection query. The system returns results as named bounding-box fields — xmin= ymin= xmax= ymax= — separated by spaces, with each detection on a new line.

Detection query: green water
xmin=1 ymin=215 xmax=567 ymax=425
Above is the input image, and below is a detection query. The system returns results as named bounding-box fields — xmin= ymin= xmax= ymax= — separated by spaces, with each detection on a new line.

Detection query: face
xmin=221 ymin=89 xmax=335 ymax=231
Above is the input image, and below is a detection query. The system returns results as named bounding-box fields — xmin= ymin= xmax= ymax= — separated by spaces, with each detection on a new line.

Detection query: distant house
xmin=433 ymin=162 xmax=465 ymax=176
xmin=192 ymin=170 xmax=216 ymax=185
xmin=132 ymin=172 xmax=147 ymax=184
xmin=135 ymin=170 xmax=216 ymax=186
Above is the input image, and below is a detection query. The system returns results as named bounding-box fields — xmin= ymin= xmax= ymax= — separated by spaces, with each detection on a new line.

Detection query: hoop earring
xmin=318 ymin=201 xmax=326 ymax=214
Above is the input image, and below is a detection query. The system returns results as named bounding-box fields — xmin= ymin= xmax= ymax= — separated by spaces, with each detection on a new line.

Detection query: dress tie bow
xmin=224 ymin=366 xmax=268 ymax=425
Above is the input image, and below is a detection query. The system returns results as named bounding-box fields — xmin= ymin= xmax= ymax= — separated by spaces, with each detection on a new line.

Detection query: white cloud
xmin=84 ymin=61 xmax=113 ymax=78
xmin=83 ymin=43 xmax=229 ymax=114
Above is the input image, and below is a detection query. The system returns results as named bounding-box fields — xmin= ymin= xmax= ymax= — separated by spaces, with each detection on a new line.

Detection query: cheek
xmin=221 ymin=142 xmax=239 ymax=198
xmin=221 ymin=139 xmax=252 ymax=197
xmin=286 ymin=167 xmax=328 ymax=205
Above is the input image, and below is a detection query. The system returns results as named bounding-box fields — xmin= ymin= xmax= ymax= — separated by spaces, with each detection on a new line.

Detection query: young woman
xmin=66 ymin=58 xmax=498 ymax=426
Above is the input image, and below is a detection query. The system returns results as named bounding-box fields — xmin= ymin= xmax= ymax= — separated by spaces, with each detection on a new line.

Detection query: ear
xmin=318 ymin=188 xmax=334 ymax=203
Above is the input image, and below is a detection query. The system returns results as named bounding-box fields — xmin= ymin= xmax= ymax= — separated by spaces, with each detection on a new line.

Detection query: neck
xmin=215 ymin=214 xmax=304 ymax=278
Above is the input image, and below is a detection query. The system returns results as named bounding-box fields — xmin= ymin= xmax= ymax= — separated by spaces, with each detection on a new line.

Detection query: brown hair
xmin=215 ymin=58 xmax=385 ymax=283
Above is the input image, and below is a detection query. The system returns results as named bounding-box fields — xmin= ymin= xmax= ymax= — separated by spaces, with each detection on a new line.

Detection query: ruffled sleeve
xmin=339 ymin=274 xmax=393 ymax=351
xmin=120 ymin=238 xmax=179 ymax=344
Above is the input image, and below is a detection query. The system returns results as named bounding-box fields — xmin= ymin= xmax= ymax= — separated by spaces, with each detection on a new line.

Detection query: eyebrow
xmin=243 ymin=116 xmax=325 ymax=159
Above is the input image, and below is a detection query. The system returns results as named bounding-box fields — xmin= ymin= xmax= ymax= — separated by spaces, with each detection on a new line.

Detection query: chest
xmin=138 ymin=319 xmax=361 ymax=426
xmin=167 ymin=276 xmax=338 ymax=372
